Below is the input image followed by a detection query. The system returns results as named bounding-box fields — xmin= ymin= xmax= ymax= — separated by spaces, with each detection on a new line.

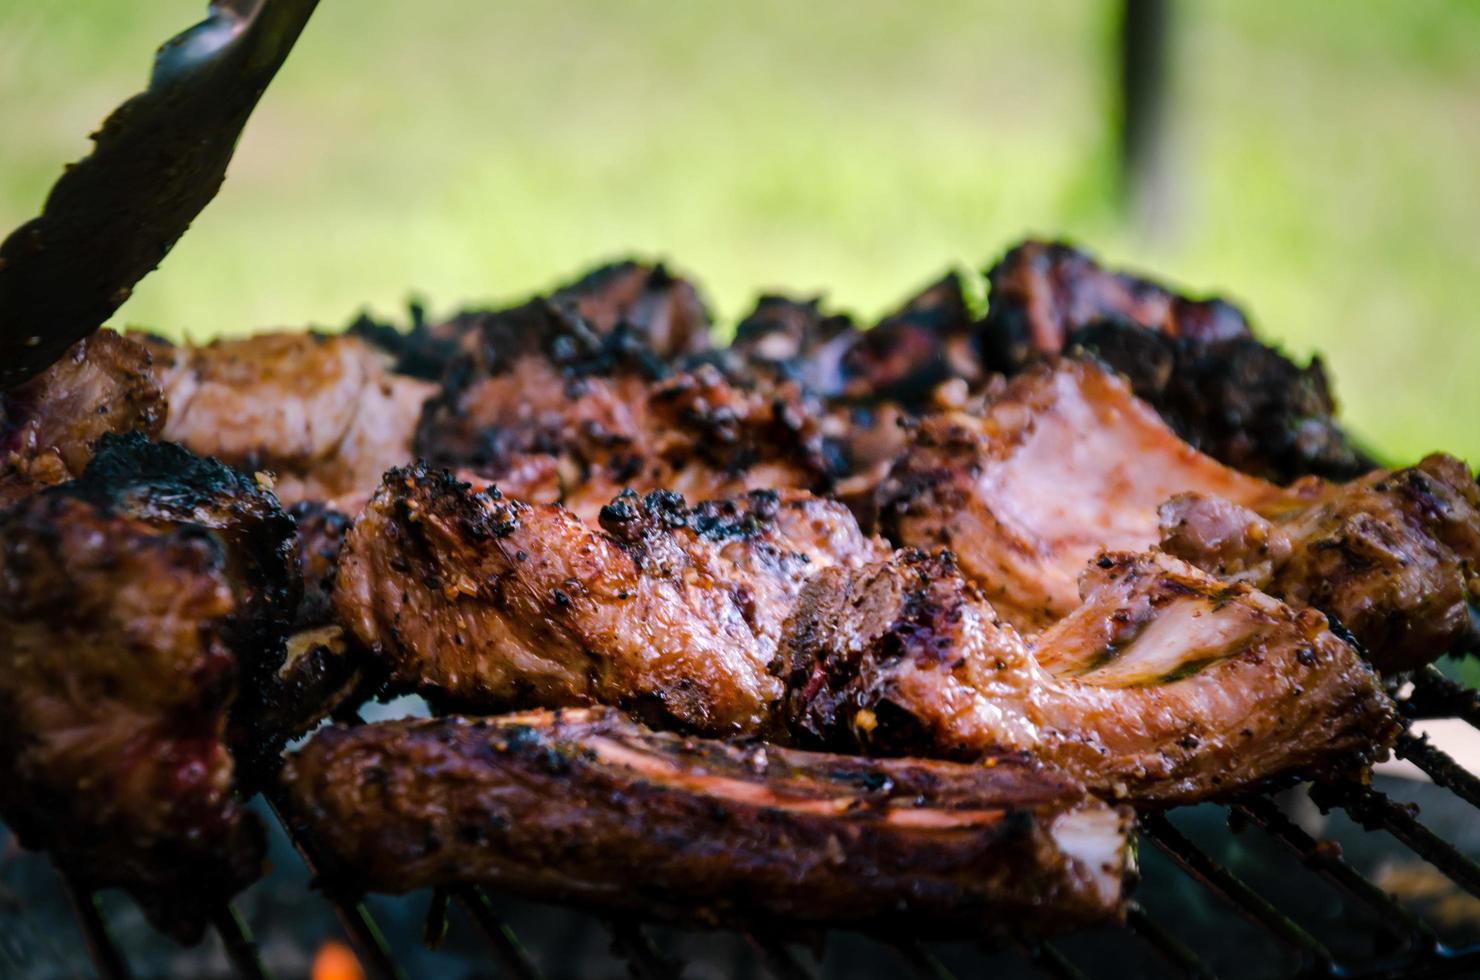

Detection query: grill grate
xmin=29 ymin=666 xmax=1480 ymax=980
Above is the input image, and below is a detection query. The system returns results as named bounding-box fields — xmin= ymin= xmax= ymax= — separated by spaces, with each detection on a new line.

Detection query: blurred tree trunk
xmin=1119 ymin=0 xmax=1173 ymax=235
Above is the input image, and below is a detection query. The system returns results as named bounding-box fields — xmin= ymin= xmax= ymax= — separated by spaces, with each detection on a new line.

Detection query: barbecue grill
xmin=3 ymin=663 xmax=1477 ymax=980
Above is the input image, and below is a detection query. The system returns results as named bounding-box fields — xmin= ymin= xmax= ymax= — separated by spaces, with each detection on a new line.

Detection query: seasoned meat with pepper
xmin=979 ymin=240 xmax=1369 ymax=481
xmin=283 ymin=707 xmax=1134 ymax=934
xmin=0 ymin=329 xmax=164 ymax=506
xmin=879 ymin=359 xmax=1480 ymax=669
xmin=776 ymin=549 xmax=1396 ymax=805
xmin=333 ymin=467 xmax=886 ymax=734
xmin=0 ymin=433 xmax=301 ymax=940
xmin=146 ymin=331 xmax=437 ymax=503
xmin=1160 ymin=454 xmax=1480 ymax=672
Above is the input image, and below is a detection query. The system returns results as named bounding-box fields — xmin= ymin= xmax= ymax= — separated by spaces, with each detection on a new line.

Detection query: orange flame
xmin=311 ymin=939 xmax=365 ymax=980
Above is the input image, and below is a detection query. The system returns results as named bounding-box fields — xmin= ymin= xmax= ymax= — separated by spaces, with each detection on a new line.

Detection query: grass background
xmin=2 ymin=1 xmax=1477 ymax=463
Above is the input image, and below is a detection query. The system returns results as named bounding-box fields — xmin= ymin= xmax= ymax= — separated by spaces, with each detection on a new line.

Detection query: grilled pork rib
xmin=0 ymin=329 xmax=165 ymax=507
xmin=880 ymin=359 xmax=1480 ymax=668
xmin=145 ymin=331 xmax=437 ymax=503
xmin=283 ymin=707 xmax=1134 ymax=934
xmin=334 ymin=468 xmax=886 ymax=734
xmin=777 ymin=550 xmax=1397 ymax=804
xmin=0 ymin=433 xmax=301 ymax=939
xmin=979 ymin=240 xmax=1368 ymax=481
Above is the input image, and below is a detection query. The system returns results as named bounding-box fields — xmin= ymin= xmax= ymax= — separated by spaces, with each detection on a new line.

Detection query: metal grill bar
xmin=1403 ymin=667 xmax=1480 ymax=726
xmin=1311 ymin=782 xmax=1480 ymax=900
xmin=605 ymin=917 xmax=684 ymax=980
xmin=58 ymin=869 xmax=133 ymax=980
xmin=1124 ymin=902 xmax=1217 ymax=979
xmin=452 ymin=886 xmax=543 ymax=980
xmin=1015 ymin=940 xmax=1089 ymax=980
xmin=743 ymin=932 xmax=818 ymax=980
xmin=1394 ymin=732 xmax=1480 ymax=809
xmin=891 ymin=940 xmax=957 ymax=980
xmin=262 ymin=788 xmax=407 ymax=980
xmin=1229 ymin=795 xmax=1435 ymax=948
xmin=1141 ymin=811 xmax=1334 ymax=970
xmin=212 ymin=905 xmax=272 ymax=980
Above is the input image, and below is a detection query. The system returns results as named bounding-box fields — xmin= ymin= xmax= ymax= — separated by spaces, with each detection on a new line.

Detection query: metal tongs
xmin=0 ymin=0 xmax=319 ymax=389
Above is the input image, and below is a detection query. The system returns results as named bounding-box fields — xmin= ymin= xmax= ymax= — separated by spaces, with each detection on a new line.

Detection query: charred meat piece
xmin=777 ymin=549 xmax=1396 ymax=805
xmin=979 ymin=240 xmax=1368 ymax=481
xmin=145 ymin=331 xmax=437 ymax=503
xmin=0 ymin=433 xmax=301 ymax=939
xmin=730 ymin=294 xmax=860 ymax=396
xmin=265 ymin=497 xmax=371 ymax=741
xmin=1160 ymin=455 xmax=1480 ymax=672
xmin=334 ymin=468 xmax=886 ymax=734
xmin=839 ymin=272 xmax=984 ymax=408
xmin=981 ymin=240 xmax=1249 ymax=365
xmin=415 ymin=292 xmax=834 ymax=521
xmin=284 ymin=707 xmax=1133 ymax=934
xmin=551 ymin=260 xmax=712 ymax=359
xmin=879 ymin=358 xmax=1480 ymax=669
xmin=1065 ymin=319 xmax=1370 ymax=482
xmin=0 ymin=329 xmax=164 ymax=506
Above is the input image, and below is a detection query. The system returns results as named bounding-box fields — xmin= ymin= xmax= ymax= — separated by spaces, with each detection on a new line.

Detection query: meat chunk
xmin=1161 ymin=455 xmax=1480 ymax=671
xmin=776 ymin=550 xmax=1396 ymax=805
xmin=730 ymin=294 xmax=859 ymax=396
xmin=415 ymin=293 xmax=834 ymax=521
xmin=879 ymin=359 xmax=1479 ymax=669
xmin=839 ymin=272 xmax=985 ymax=407
xmin=0 ymin=433 xmax=301 ymax=939
xmin=146 ymin=331 xmax=436 ymax=503
xmin=0 ymin=329 xmax=164 ymax=506
xmin=283 ymin=707 xmax=1133 ymax=934
xmin=551 ymin=260 xmax=712 ymax=359
xmin=978 ymin=240 xmax=1368 ymax=481
xmin=334 ymin=468 xmax=886 ymax=734
xmin=879 ymin=359 xmax=1284 ymax=630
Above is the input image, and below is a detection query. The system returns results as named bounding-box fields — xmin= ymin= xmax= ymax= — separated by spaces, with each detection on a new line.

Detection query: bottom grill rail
xmin=7 ymin=668 xmax=1480 ymax=980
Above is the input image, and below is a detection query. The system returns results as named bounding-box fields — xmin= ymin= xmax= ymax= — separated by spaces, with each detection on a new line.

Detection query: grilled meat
xmin=839 ymin=272 xmax=984 ymax=407
xmin=334 ymin=468 xmax=886 ymax=734
xmin=145 ymin=331 xmax=437 ymax=503
xmin=979 ymin=240 xmax=1369 ymax=481
xmin=283 ymin=707 xmax=1133 ymax=934
xmin=551 ymin=260 xmax=712 ymax=359
xmin=776 ymin=549 xmax=1396 ymax=805
xmin=731 ymin=294 xmax=859 ymax=396
xmin=0 ymin=329 xmax=164 ymax=507
xmin=0 ymin=433 xmax=303 ymax=939
xmin=1160 ymin=454 xmax=1480 ymax=672
xmin=879 ymin=359 xmax=1479 ymax=668
xmin=414 ymin=291 xmax=834 ymax=521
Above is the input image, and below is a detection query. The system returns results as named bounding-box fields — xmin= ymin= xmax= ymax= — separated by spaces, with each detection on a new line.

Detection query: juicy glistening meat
xmin=0 ymin=329 xmax=165 ymax=507
xmin=776 ymin=549 xmax=1396 ymax=804
xmin=283 ymin=707 xmax=1133 ymax=934
xmin=880 ymin=359 xmax=1480 ymax=669
xmin=145 ymin=331 xmax=437 ymax=503
xmin=334 ymin=467 xmax=886 ymax=734
xmin=0 ymin=433 xmax=300 ymax=939
xmin=978 ymin=240 xmax=1368 ymax=481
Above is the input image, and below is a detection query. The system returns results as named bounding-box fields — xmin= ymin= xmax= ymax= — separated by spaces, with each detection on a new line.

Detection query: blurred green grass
xmin=2 ymin=1 xmax=1477 ymax=463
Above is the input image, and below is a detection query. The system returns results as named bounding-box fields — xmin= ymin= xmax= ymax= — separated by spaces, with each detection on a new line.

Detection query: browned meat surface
xmin=0 ymin=433 xmax=303 ymax=939
xmin=879 ymin=359 xmax=1285 ymax=630
xmin=978 ymin=240 xmax=1368 ymax=481
xmin=552 ymin=260 xmax=712 ymax=359
xmin=283 ymin=707 xmax=1133 ymax=934
xmin=146 ymin=331 xmax=436 ymax=503
xmin=1161 ymin=455 xmax=1480 ymax=671
xmin=0 ymin=329 xmax=164 ymax=506
xmin=730 ymin=294 xmax=859 ymax=396
xmin=777 ymin=550 xmax=1396 ymax=805
xmin=839 ymin=272 xmax=984 ymax=407
xmin=334 ymin=468 xmax=886 ymax=734
xmin=880 ymin=358 xmax=1480 ymax=668
xmin=415 ymin=293 xmax=834 ymax=521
